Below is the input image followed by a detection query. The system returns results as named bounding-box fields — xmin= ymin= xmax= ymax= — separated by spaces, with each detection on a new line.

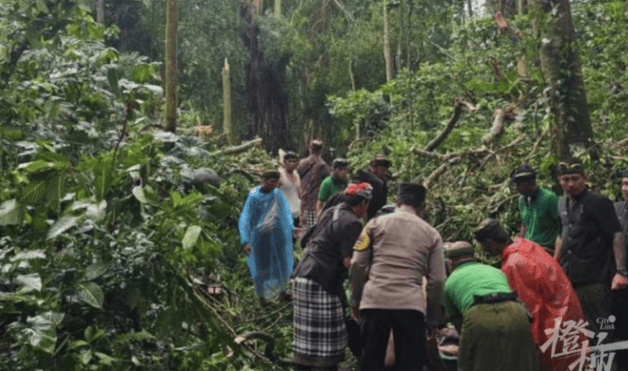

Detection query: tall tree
xmin=530 ymin=0 xmax=593 ymax=160
xmin=383 ymin=0 xmax=393 ymax=82
xmin=97 ymin=0 xmax=105 ymax=24
xmin=241 ymin=2 xmax=290 ymax=153
xmin=165 ymin=0 xmax=179 ymax=133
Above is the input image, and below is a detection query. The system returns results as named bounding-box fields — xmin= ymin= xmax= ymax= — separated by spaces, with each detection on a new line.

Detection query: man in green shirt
xmin=316 ymin=158 xmax=349 ymax=216
xmin=444 ymin=241 xmax=538 ymax=371
xmin=510 ymin=164 xmax=559 ymax=254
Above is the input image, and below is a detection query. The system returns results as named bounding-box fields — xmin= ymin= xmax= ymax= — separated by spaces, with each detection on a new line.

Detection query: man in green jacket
xmin=510 ymin=164 xmax=559 ymax=254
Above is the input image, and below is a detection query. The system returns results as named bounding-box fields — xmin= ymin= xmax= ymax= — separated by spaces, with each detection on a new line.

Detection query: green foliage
xmin=330 ymin=1 xmax=628 ymax=259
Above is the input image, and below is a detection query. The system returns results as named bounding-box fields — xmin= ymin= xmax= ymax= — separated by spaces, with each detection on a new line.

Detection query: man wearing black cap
xmin=555 ymin=159 xmax=628 ymax=336
xmin=298 ymin=140 xmax=331 ymax=231
xmin=443 ymin=241 xmax=538 ymax=371
xmin=614 ymin=169 xmax=628 ymax=371
xmin=355 ymin=156 xmax=391 ymax=220
xmin=316 ymin=158 xmax=349 ymax=216
xmin=510 ymin=164 xmax=559 ymax=254
xmin=349 ymin=182 xmax=446 ymax=371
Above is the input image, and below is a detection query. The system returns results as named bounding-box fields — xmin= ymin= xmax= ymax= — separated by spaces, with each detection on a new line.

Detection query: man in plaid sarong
xmin=293 ymin=183 xmax=372 ymax=371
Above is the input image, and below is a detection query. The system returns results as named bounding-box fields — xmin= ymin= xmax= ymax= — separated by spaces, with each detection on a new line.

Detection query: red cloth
xmin=501 ymin=238 xmax=586 ymax=371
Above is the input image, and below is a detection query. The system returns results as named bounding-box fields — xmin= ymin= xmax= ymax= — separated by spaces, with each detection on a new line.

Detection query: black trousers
xmin=613 ymin=287 xmax=628 ymax=371
xmin=359 ymin=309 xmax=427 ymax=371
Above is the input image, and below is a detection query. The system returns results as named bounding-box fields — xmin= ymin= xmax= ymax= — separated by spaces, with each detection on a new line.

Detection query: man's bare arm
xmin=554 ymin=235 xmax=563 ymax=260
xmin=519 ymin=223 xmax=526 ymax=238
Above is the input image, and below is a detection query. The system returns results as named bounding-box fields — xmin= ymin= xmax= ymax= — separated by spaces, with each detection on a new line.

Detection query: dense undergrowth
xmin=2 ymin=1 xmax=628 ymax=370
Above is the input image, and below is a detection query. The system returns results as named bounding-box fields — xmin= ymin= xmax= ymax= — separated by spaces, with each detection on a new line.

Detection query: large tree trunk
xmin=274 ymin=0 xmax=281 ymax=17
xmin=97 ymin=0 xmax=105 ymax=24
xmin=517 ymin=0 xmax=527 ymax=15
xmin=530 ymin=0 xmax=594 ymax=160
xmin=241 ymin=2 xmax=291 ymax=154
xmin=383 ymin=0 xmax=393 ymax=82
xmin=164 ymin=0 xmax=179 ymax=133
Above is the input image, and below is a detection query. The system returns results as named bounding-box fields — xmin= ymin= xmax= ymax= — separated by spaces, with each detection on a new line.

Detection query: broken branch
xmin=424 ymin=98 xmax=466 ymax=152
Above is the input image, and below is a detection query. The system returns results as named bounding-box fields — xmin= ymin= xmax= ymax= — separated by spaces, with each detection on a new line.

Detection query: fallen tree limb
xmin=483 ymin=108 xmax=506 ymax=144
xmin=424 ymin=157 xmax=461 ymax=189
xmin=412 ymin=147 xmax=491 ymax=161
xmin=209 ymin=138 xmax=262 ymax=156
xmin=479 ymin=135 xmax=526 ymax=168
xmin=424 ymin=98 xmax=465 ymax=152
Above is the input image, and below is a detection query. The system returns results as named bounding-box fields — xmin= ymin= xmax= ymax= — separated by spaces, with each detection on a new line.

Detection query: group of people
xmin=238 ymin=143 xmax=628 ymax=371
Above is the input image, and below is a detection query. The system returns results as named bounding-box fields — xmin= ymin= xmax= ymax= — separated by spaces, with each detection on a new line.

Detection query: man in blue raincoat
xmin=239 ymin=169 xmax=294 ymax=303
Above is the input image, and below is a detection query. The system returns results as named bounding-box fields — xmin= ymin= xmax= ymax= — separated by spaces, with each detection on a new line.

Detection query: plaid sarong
xmin=304 ymin=210 xmax=317 ymax=231
xmin=293 ymin=277 xmax=347 ymax=368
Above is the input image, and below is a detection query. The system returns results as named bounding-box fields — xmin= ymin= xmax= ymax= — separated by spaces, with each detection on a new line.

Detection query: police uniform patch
xmin=354 ymin=229 xmax=371 ymax=251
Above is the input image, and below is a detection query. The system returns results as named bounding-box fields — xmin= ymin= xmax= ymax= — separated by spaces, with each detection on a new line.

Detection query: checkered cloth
xmin=304 ymin=210 xmax=317 ymax=231
xmin=293 ymin=277 xmax=348 ymax=368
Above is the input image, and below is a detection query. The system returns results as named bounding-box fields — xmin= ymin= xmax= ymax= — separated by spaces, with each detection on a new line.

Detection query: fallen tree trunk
xmin=209 ymin=138 xmax=263 ymax=157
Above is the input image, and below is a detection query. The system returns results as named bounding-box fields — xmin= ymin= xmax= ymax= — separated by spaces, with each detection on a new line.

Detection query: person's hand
xmin=243 ymin=243 xmax=251 ymax=256
xmin=612 ymin=272 xmax=628 ymax=290
xmin=351 ymin=306 xmax=360 ymax=321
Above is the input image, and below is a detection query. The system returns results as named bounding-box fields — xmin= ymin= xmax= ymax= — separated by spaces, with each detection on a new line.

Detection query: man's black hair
xmin=474 ymin=218 xmax=510 ymax=244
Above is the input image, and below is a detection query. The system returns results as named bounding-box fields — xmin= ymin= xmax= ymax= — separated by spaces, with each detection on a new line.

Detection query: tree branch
xmin=424 ymin=98 xmax=465 ymax=152
xmin=424 ymin=157 xmax=461 ymax=189
xmin=209 ymin=138 xmax=263 ymax=156
xmin=483 ymin=108 xmax=507 ymax=144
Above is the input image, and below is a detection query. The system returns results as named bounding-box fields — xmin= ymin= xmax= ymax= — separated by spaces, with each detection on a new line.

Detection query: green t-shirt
xmin=519 ymin=187 xmax=559 ymax=248
xmin=444 ymin=262 xmax=513 ymax=319
xmin=318 ymin=176 xmax=346 ymax=202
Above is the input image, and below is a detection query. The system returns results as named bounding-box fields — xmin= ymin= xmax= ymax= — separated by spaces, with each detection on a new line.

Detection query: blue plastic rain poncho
xmin=239 ymin=187 xmax=294 ymax=299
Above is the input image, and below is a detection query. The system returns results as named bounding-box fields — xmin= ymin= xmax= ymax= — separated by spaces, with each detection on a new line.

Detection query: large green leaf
xmin=46 ymin=174 xmax=66 ymax=208
xmin=84 ymin=262 xmax=109 ymax=281
xmin=20 ymin=181 xmax=47 ymax=203
xmin=93 ymin=161 xmax=113 ymax=202
xmin=0 ymin=199 xmax=25 ymax=225
xmin=10 ymin=250 xmax=46 ymax=262
xmin=16 ymin=273 xmax=42 ymax=292
xmin=18 ymin=160 xmax=54 ymax=173
xmin=23 ymin=312 xmax=64 ymax=354
xmin=182 ymin=225 xmax=202 ymax=249
xmin=77 ymin=282 xmax=104 ymax=309
xmin=85 ymin=200 xmax=107 ymax=221
xmin=132 ymin=186 xmax=148 ymax=203
xmin=132 ymin=64 xmax=154 ymax=84
xmin=47 ymin=216 xmax=79 ymax=240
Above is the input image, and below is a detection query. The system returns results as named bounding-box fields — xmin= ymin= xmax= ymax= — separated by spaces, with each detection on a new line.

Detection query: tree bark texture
xmin=164 ymin=0 xmax=179 ymax=133
xmin=518 ymin=0 xmax=528 ymax=15
xmin=530 ymin=0 xmax=594 ymax=160
xmin=222 ymin=59 xmax=233 ymax=145
xmin=274 ymin=0 xmax=281 ymax=17
xmin=97 ymin=0 xmax=105 ymax=24
xmin=383 ymin=0 xmax=393 ymax=82
xmin=241 ymin=2 xmax=291 ymax=154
